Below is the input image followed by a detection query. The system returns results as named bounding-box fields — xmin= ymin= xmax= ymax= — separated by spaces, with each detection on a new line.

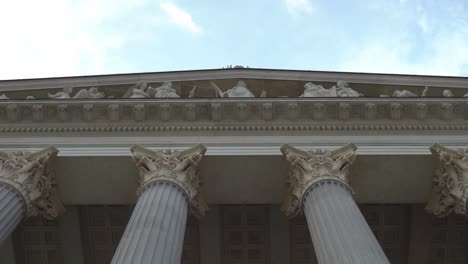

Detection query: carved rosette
xmin=280 ymin=144 xmax=357 ymax=217
xmin=426 ymin=143 xmax=468 ymax=217
xmin=0 ymin=146 xmax=64 ymax=219
xmin=130 ymin=144 xmax=208 ymax=218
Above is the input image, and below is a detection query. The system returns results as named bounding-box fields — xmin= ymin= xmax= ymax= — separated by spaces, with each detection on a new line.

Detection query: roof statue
xmin=123 ymin=81 xmax=180 ymax=98
xmin=48 ymin=87 xmax=105 ymax=99
xmin=301 ymin=81 xmax=361 ymax=97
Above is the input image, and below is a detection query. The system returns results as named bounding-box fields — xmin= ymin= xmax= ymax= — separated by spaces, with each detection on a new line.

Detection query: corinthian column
xmin=426 ymin=143 xmax=468 ymax=217
xmin=0 ymin=146 xmax=63 ymax=243
xmin=111 ymin=144 xmax=207 ymax=264
xmin=281 ymin=144 xmax=389 ymax=264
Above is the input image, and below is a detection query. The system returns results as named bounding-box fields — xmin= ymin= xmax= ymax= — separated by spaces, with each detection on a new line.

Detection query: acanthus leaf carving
xmin=130 ymin=144 xmax=208 ymax=218
xmin=280 ymin=144 xmax=357 ymax=217
xmin=0 ymin=146 xmax=64 ymax=219
xmin=426 ymin=143 xmax=468 ymax=217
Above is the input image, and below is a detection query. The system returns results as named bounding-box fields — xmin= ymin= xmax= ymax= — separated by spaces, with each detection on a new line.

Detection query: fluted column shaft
xmin=281 ymin=144 xmax=390 ymax=264
xmin=303 ymin=180 xmax=389 ymax=264
xmin=111 ymin=144 xmax=207 ymax=264
xmin=112 ymin=182 xmax=188 ymax=264
xmin=0 ymin=183 xmax=26 ymax=243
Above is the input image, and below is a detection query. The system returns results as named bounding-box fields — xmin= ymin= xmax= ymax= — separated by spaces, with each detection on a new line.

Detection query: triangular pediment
xmin=0 ymin=68 xmax=467 ymax=99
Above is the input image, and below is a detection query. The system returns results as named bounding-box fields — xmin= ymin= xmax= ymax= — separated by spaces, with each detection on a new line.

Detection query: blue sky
xmin=0 ymin=0 xmax=467 ymax=79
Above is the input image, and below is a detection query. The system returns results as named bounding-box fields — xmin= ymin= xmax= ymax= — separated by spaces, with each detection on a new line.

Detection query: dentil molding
xmin=280 ymin=144 xmax=357 ymax=217
xmin=0 ymin=146 xmax=64 ymax=219
xmin=130 ymin=144 xmax=208 ymax=218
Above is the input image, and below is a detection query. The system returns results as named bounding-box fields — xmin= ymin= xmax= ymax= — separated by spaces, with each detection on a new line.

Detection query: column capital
xmin=130 ymin=144 xmax=207 ymax=218
xmin=426 ymin=143 xmax=468 ymax=217
xmin=280 ymin=144 xmax=357 ymax=217
xmin=0 ymin=146 xmax=63 ymax=219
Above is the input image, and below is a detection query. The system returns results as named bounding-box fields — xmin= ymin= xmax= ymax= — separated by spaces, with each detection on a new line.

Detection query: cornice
xmin=0 ymin=98 xmax=464 ymax=157
xmin=1 ymin=68 xmax=468 ymax=91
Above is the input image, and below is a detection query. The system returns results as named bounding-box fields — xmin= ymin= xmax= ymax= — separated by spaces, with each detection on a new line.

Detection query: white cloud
xmin=160 ymin=2 xmax=202 ymax=34
xmin=0 ymin=0 xmax=147 ymax=80
xmin=285 ymin=0 xmax=313 ymax=15
xmin=338 ymin=1 xmax=468 ymax=76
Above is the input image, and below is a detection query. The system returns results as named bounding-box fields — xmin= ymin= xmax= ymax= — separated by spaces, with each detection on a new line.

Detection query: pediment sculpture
xmin=48 ymin=87 xmax=105 ymax=99
xmin=380 ymin=87 xmax=428 ymax=97
xmin=123 ymin=81 xmax=180 ymax=99
xmin=300 ymin=81 xmax=362 ymax=97
xmin=209 ymin=80 xmax=266 ymax=98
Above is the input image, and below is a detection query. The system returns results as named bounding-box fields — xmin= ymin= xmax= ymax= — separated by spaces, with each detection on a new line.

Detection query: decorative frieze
xmin=288 ymin=103 xmax=298 ymax=120
xmin=262 ymin=102 xmax=273 ymax=121
xmin=108 ymin=104 xmax=120 ymax=121
xmin=0 ymin=99 xmax=465 ymax=125
xmin=339 ymin=103 xmax=350 ymax=120
xmin=365 ymin=103 xmax=377 ymax=120
xmin=132 ymin=104 xmax=145 ymax=121
xmin=236 ymin=103 xmax=248 ymax=121
xmin=6 ymin=104 xmax=18 ymax=122
xmin=32 ymin=104 xmax=43 ymax=121
xmin=159 ymin=103 xmax=171 ymax=121
xmin=83 ymin=104 xmax=95 ymax=121
xmin=0 ymin=146 xmax=63 ymax=219
xmin=440 ymin=103 xmax=453 ymax=120
xmin=57 ymin=104 xmax=68 ymax=121
xmin=426 ymin=143 xmax=468 ymax=217
xmin=313 ymin=103 xmax=325 ymax=120
xmin=211 ymin=103 xmax=221 ymax=121
xmin=390 ymin=103 xmax=402 ymax=120
xmin=185 ymin=103 xmax=196 ymax=121
xmin=416 ymin=103 xmax=427 ymax=120
xmin=130 ymin=144 xmax=208 ymax=218
xmin=280 ymin=144 xmax=357 ymax=217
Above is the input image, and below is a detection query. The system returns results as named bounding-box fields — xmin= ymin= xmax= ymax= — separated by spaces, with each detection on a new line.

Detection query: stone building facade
xmin=0 ymin=68 xmax=467 ymax=263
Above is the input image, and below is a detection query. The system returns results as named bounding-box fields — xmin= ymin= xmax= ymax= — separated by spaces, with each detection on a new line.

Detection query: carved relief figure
xmin=148 ymin=81 xmax=180 ymax=98
xmin=301 ymin=82 xmax=334 ymax=97
xmin=442 ymin=89 xmax=455 ymax=97
xmin=123 ymin=81 xmax=151 ymax=98
xmin=380 ymin=87 xmax=428 ymax=98
xmin=301 ymin=81 xmax=361 ymax=97
xmin=48 ymin=87 xmax=73 ymax=99
xmin=48 ymin=87 xmax=105 ymax=99
xmin=73 ymin=87 xmax=105 ymax=99
xmin=334 ymin=80 xmax=363 ymax=97
xmin=380 ymin=90 xmax=418 ymax=97
xmin=123 ymin=81 xmax=180 ymax=98
xmin=209 ymin=80 xmax=258 ymax=97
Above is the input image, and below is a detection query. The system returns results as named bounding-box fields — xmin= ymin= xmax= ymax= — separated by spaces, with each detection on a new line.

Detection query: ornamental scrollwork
xmin=426 ymin=143 xmax=468 ymax=217
xmin=0 ymin=146 xmax=64 ymax=219
xmin=280 ymin=144 xmax=357 ymax=217
xmin=130 ymin=144 xmax=208 ymax=218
